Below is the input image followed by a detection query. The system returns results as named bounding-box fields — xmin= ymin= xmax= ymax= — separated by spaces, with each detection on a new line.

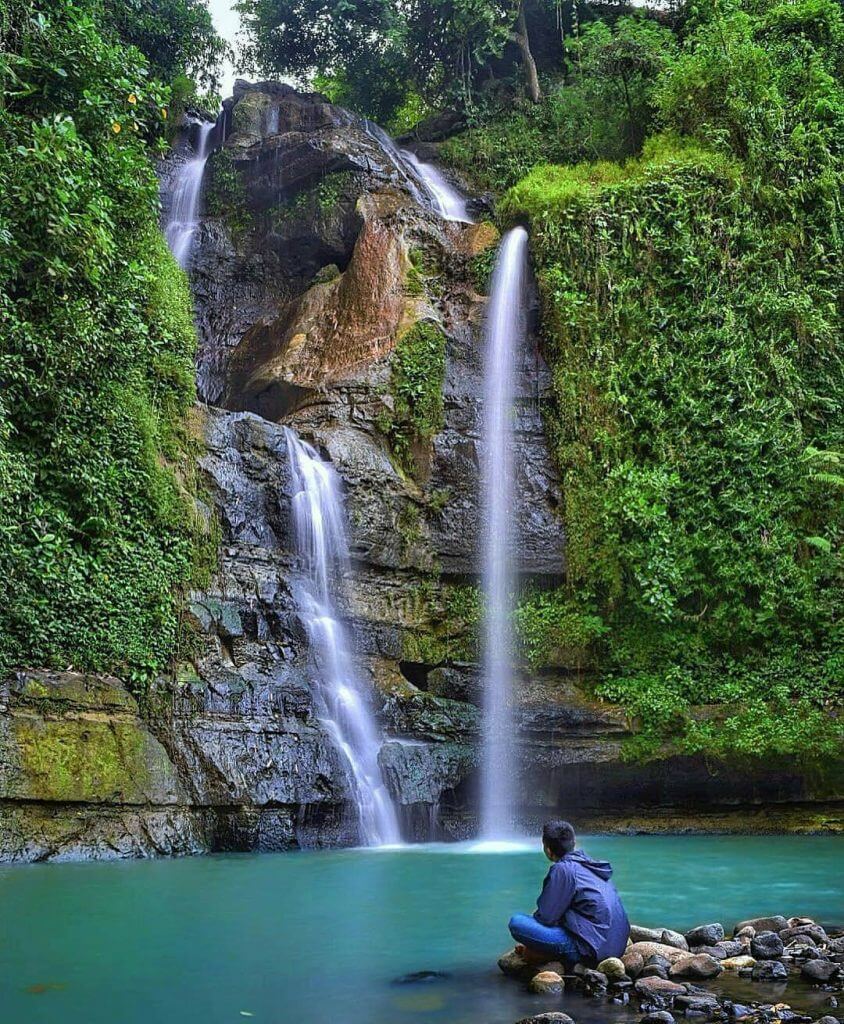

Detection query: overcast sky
xmin=208 ymin=0 xmax=242 ymax=99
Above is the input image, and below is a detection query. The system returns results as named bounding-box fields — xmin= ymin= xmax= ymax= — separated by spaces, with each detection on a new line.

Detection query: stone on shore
xmin=623 ymin=950 xmax=645 ymax=978
xmin=781 ymin=923 xmax=829 ymax=945
xmin=626 ymin=941 xmax=692 ymax=964
xmin=640 ymin=1013 xmax=675 ymax=1024
xmin=530 ymin=970 xmax=564 ymax=994
xmin=597 ymin=957 xmax=627 ymax=981
xmin=668 ymin=954 xmax=723 ymax=980
xmin=629 ymin=926 xmax=689 ymax=951
xmin=734 ymin=915 xmax=789 ymax=935
xmin=751 ymin=930 xmax=785 ymax=960
xmin=684 ymin=923 xmax=725 ymax=947
xmin=721 ymin=955 xmax=756 ymax=970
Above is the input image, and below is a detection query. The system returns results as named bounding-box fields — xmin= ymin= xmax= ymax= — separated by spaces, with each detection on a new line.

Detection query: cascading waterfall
xmin=165 ymin=119 xmax=216 ymax=269
xmin=479 ymin=226 xmax=529 ymax=841
xmin=284 ymin=428 xmax=401 ymax=847
xmin=399 ymin=149 xmax=473 ymax=223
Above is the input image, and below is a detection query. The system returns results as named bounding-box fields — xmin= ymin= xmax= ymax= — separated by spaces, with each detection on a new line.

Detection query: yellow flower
xmin=160 ymin=107 xmax=168 ymax=119
xmin=111 ymin=121 xmax=121 ymax=133
xmin=128 ymin=93 xmax=137 ymax=105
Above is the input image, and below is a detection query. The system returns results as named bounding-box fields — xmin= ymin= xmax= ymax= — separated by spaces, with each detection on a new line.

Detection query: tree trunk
xmin=511 ymin=2 xmax=541 ymax=103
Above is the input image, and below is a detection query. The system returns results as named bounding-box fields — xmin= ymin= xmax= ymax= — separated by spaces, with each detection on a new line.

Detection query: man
xmin=509 ymin=819 xmax=630 ymax=967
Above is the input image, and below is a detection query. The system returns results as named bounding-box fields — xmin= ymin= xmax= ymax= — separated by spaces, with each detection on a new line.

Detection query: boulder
xmin=721 ymin=956 xmax=756 ymax=971
xmin=529 ymin=970 xmax=564 ymax=994
xmin=640 ymin=965 xmax=669 ymax=980
xmin=751 ymin=960 xmax=788 ymax=982
xmin=706 ymin=940 xmax=744 ymax=959
xmin=780 ymin=924 xmax=829 ymax=945
xmin=669 ymin=954 xmax=723 ymax=980
xmin=630 ymin=926 xmax=689 ymax=951
xmin=788 ymin=916 xmax=815 ymax=927
xmin=828 ymin=937 xmax=844 ymax=954
xmin=684 ymin=924 xmax=725 ymax=947
xmin=734 ymin=915 xmax=789 ymax=935
xmin=735 ymin=925 xmax=755 ymax=939
xmin=816 ymin=1018 xmax=840 ymax=1024
xmin=627 ymin=942 xmax=692 ymax=965
xmin=801 ymin=960 xmax=839 ymax=984
xmin=597 ymin=957 xmax=627 ymax=981
xmin=640 ymin=1014 xmax=675 ymax=1024
xmin=623 ymin=950 xmax=645 ymax=978
xmin=751 ymin=931 xmax=785 ymax=960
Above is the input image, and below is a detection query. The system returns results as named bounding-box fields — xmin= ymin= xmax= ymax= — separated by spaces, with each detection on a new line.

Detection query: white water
xmin=479 ymin=226 xmax=529 ymax=840
xmin=165 ymin=120 xmax=215 ymax=269
xmin=285 ymin=428 xmax=401 ymax=847
xmin=400 ymin=150 xmax=473 ymax=223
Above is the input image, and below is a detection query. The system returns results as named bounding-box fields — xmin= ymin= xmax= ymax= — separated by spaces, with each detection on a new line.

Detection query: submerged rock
xmin=514 ymin=1014 xmax=575 ymax=1024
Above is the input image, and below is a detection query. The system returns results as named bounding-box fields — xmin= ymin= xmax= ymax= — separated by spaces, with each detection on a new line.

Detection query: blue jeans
xmin=509 ymin=912 xmax=582 ymax=965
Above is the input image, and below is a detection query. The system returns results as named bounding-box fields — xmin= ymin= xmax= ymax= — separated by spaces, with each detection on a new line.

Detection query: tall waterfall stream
xmin=285 ymin=428 xmax=401 ymax=847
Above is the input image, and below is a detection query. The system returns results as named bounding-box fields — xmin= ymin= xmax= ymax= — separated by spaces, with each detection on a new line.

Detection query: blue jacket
xmin=534 ymin=849 xmax=630 ymax=962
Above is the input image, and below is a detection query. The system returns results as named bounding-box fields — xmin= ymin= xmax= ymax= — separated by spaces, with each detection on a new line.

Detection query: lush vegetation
xmin=501 ymin=0 xmax=843 ymax=759
xmin=0 ymin=0 xmax=223 ymax=679
xmin=442 ymin=13 xmax=676 ymax=191
xmin=378 ymin=320 xmax=447 ymax=476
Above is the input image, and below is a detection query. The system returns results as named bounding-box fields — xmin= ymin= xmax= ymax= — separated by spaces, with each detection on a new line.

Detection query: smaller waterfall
xmin=285 ymin=428 xmax=401 ymax=847
xmin=479 ymin=226 xmax=529 ymax=840
xmin=400 ymin=150 xmax=473 ymax=223
xmin=165 ymin=120 xmax=216 ymax=269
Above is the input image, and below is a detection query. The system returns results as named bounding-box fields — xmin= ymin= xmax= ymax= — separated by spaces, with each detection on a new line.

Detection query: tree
xmin=102 ymin=0 xmax=228 ymax=90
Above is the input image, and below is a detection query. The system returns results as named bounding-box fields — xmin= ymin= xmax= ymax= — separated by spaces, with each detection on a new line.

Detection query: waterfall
xmin=479 ymin=227 xmax=529 ymax=840
xmin=399 ymin=150 xmax=473 ymax=223
xmin=165 ymin=120 xmax=216 ymax=269
xmin=284 ymin=428 xmax=401 ymax=847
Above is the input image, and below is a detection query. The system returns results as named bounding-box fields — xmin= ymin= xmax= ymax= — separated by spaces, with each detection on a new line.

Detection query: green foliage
xmin=102 ymin=0 xmax=228 ymax=91
xmin=380 ymin=321 xmax=447 ymax=475
xmin=504 ymin=0 xmax=844 ymax=760
xmin=441 ymin=14 xmax=675 ymax=193
xmin=205 ymin=148 xmax=253 ymax=243
xmin=0 ymin=0 xmax=213 ymax=679
xmin=514 ymin=588 xmax=606 ymax=670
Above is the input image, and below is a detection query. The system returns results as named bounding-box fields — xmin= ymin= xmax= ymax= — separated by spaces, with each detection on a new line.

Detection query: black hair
xmin=542 ymin=819 xmax=576 ymax=857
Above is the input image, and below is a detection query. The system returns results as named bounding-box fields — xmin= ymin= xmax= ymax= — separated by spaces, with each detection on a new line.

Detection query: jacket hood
xmin=567 ymin=848 xmax=613 ymax=880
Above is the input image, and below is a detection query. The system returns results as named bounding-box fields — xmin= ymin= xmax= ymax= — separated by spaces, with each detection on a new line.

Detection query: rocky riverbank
xmin=499 ymin=914 xmax=844 ymax=1024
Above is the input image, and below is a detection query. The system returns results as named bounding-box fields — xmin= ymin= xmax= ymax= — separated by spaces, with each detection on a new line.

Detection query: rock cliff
xmin=1 ymin=83 xmax=838 ymax=861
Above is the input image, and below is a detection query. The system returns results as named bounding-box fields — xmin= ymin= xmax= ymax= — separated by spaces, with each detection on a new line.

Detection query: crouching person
xmin=509 ymin=819 xmax=630 ymax=969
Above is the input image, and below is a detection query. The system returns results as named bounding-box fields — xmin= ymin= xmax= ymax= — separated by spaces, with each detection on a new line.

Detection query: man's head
xmin=542 ymin=819 xmax=576 ymax=861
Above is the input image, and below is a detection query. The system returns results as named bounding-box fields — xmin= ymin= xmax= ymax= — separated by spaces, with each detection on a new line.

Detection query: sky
xmin=208 ymin=0 xmax=242 ymax=100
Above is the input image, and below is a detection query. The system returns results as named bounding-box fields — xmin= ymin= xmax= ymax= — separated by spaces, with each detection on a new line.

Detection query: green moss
xmin=379 ymin=321 xmax=447 ymax=476
xmin=14 ymin=718 xmax=148 ymax=802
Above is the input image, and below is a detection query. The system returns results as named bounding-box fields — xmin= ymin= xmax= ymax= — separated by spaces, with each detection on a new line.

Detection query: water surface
xmin=1 ymin=836 xmax=841 ymax=1024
